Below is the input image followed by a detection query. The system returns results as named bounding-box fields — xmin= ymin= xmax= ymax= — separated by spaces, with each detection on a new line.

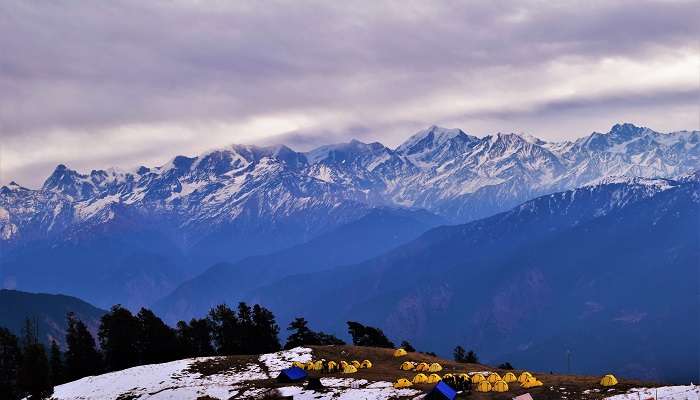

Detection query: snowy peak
xmin=396 ymin=125 xmax=476 ymax=156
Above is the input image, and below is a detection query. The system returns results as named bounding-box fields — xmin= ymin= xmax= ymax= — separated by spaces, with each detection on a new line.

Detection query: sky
xmin=1 ymin=0 xmax=698 ymax=188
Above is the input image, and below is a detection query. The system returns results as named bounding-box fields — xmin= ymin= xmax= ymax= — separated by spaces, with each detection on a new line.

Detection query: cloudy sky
xmin=1 ymin=0 xmax=698 ymax=187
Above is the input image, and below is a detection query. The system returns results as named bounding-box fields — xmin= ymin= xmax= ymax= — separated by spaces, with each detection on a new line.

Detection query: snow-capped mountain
xmin=0 ymin=123 xmax=697 ymax=308
xmin=2 ymin=123 xmax=696 ymax=245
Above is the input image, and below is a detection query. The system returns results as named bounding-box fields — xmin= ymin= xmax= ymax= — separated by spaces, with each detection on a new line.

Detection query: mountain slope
xmin=153 ymin=207 xmax=444 ymax=323
xmin=0 ymin=289 xmax=105 ymax=347
xmin=241 ymin=174 xmax=699 ymax=383
xmin=1 ymin=123 xmax=697 ymax=309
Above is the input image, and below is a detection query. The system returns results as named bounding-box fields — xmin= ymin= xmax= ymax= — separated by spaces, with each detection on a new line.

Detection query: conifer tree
xmin=400 ymin=340 xmax=416 ymax=352
xmin=48 ymin=340 xmax=65 ymax=386
xmin=284 ymin=318 xmax=315 ymax=349
xmin=65 ymin=313 xmax=102 ymax=382
xmin=136 ymin=308 xmax=178 ymax=364
xmin=453 ymin=345 xmax=466 ymax=362
xmin=346 ymin=321 xmax=394 ymax=348
xmin=98 ymin=305 xmax=140 ymax=371
xmin=208 ymin=304 xmax=241 ymax=355
xmin=176 ymin=318 xmax=214 ymax=358
xmin=17 ymin=319 xmax=52 ymax=400
xmin=0 ymin=326 xmax=21 ymax=400
xmin=251 ymin=304 xmax=280 ymax=354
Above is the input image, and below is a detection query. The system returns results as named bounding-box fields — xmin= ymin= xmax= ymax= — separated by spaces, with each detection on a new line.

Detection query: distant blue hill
xmin=241 ymin=173 xmax=699 ymax=384
xmin=153 ymin=207 xmax=445 ymax=323
xmin=0 ymin=289 xmax=105 ymax=347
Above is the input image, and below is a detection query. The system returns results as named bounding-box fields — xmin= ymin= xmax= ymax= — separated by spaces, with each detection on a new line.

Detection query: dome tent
xmin=400 ymin=361 xmax=416 ymax=371
xmin=600 ymin=374 xmax=618 ymax=387
xmin=425 ymin=381 xmax=457 ymax=400
xmin=413 ymin=373 xmax=429 ymax=384
xmin=476 ymin=380 xmax=492 ymax=392
xmin=518 ymin=371 xmax=533 ymax=384
xmin=277 ymin=366 xmax=308 ymax=383
xmin=393 ymin=348 xmax=408 ymax=357
xmin=394 ymin=378 xmax=413 ymax=388
xmin=487 ymin=372 xmax=501 ymax=383
xmin=428 ymin=363 xmax=443 ymax=372
xmin=428 ymin=373 xmax=442 ymax=383
xmin=492 ymin=380 xmax=509 ymax=392
xmin=361 ymin=360 xmax=372 ymax=369
xmin=520 ymin=377 xmax=544 ymax=388
xmin=415 ymin=362 xmax=430 ymax=372
xmin=471 ymin=373 xmax=486 ymax=383
xmin=503 ymin=372 xmax=517 ymax=383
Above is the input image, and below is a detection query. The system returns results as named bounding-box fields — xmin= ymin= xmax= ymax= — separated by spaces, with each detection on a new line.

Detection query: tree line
xmin=0 ymin=301 xmax=487 ymax=400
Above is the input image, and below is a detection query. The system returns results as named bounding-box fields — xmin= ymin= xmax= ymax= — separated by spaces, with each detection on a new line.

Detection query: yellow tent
xmin=415 ymin=362 xmax=430 ymax=372
xmin=520 ymin=377 xmax=544 ymax=388
xmin=393 ymin=348 xmax=408 ymax=357
xmin=492 ymin=380 xmax=509 ymax=392
xmin=342 ymin=364 xmax=358 ymax=374
xmin=412 ymin=373 xmax=429 ymax=384
xmin=601 ymin=374 xmax=618 ymax=387
xmin=458 ymin=373 xmax=470 ymax=380
xmin=313 ymin=361 xmax=324 ymax=370
xmin=327 ymin=361 xmax=338 ymax=371
xmin=361 ymin=360 xmax=372 ymax=369
xmin=305 ymin=361 xmax=315 ymax=370
xmin=518 ymin=371 xmax=533 ymax=384
xmin=351 ymin=360 xmax=361 ymax=369
xmin=400 ymin=361 xmax=415 ymax=371
xmin=442 ymin=373 xmax=453 ymax=379
xmin=340 ymin=360 xmax=349 ymax=367
xmin=487 ymin=372 xmax=502 ymax=383
xmin=503 ymin=372 xmax=517 ymax=383
xmin=394 ymin=378 xmax=413 ymax=388
xmin=471 ymin=373 xmax=486 ymax=383
xmin=427 ymin=373 xmax=442 ymax=383
xmin=476 ymin=380 xmax=492 ymax=392
xmin=428 ymin=363 xmax=443 ymax=372
xmin=292 ymin=361 xmax=305 ymax=369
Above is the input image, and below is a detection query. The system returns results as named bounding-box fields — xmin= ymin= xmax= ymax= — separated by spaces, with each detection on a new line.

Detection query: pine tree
xmin=465 ymin=350 xmax=479 ymax=364
xmin=346 ymin=321 xmax=394 ymax=348
xmin=65 ymin=312 xmax=102 ymax=381
xmin=285 ymin=317 xmax=344 ymax=349
xmin=48 ymin=340 xmax=65 ymax=386
xmin=453 ymin=345 xmax=466 ymax=362
xmin=400 ymin=340 xmax=416 ymax=352
xmin=136 ymin=308 xmax=178 ymax=364
xmin=176 ymin=318 xmax=214 ymax=358
xmin=0 ymin=326 xmax=21 ymax=400
xmin=284 ymin=318 xmax=315 ymax=349
xmin=208 ymin=304 xmax=241 ymax=355
xmin=17 ymin=319 xmax=53 ymax=400
xmin=251 ymin=304 xmax=280 ymax=354
xmin=98 ymin=305 xmax=140 ymax=371
xmin=497 ymin=362 xmax=514 ymax=370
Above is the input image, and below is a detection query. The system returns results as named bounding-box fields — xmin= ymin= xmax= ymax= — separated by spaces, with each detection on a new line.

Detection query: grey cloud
xmin=0 ymin=0 xmax=698 ymax=186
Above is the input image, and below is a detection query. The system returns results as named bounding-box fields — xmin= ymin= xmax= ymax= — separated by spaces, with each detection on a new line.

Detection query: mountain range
xmin=1 ymin=123 xmax=698 ymax=311
xmin=230 ymin=172 xmax=699 ymax=383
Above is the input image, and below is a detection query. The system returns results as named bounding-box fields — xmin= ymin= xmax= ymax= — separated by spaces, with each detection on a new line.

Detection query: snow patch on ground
xmin=49 ymin=347 xmax=421 ymax=400
xmin=604 ymin=385 xmax=700 ymax=400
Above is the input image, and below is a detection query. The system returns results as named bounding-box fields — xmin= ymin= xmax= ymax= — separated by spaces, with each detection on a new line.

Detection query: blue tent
xmin=277 ymin=366 xmax=308 ymax=383
xmin=425 ymin=381 xmax=457 ymax=400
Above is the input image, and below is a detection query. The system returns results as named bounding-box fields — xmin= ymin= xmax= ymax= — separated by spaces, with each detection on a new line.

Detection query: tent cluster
xmin=291 ymin=359 xmax=372 ymax=374
xmin=399 ymin=361 xmax=443 ymax=372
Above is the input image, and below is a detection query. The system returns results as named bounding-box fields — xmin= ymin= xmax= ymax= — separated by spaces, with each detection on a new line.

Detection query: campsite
xmin=187 ymin=345 xmax=652 ymax=400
